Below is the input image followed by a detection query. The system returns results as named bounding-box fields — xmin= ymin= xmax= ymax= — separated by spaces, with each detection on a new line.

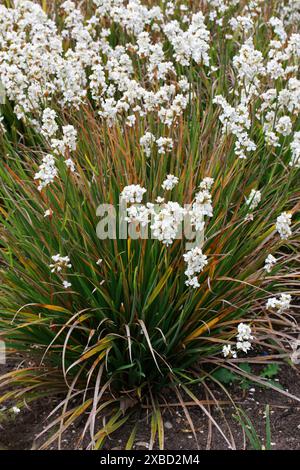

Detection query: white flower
xmin=34 ymin=155 xmax=58 ymax=191
xmin=275 ymin=116 xmax=292 ymax=136
xmin=125 ymin=204 xmax=150 ymax=227
xmin=163 ymin=12 xmax=210 ymax=67
xmin=126 ymin=115 xmax=136 ymax=127
xmin=121 ymin=184 xmax=147 ymax=204
xmin=195 ymin=189 xmax=214 ymax=217
xmin=236 ymin=341 xmax=252 ymax=353
xmin=222 ymin=344 xmax=237 ymax=358
xmin=151 ymin=201 xmax=185 ymax=245
xmin=162 ymin=174 xmax=179 ymax=191
xmin=290 ymin=131 xmax=300 ymax=168
xmin=156 ymin=137 xmax=173 ymax=154
xmin=189 ymin=191 xmax=213 ymax=231
xmin=229 ymin=16 xmax=254 ymax=34
xmin=12 ymin=406 xmax=21 ymax=414
xmin=41 ymin=108 xmax=58 ymax=138
xmin=65 ymin=158 xmax=76 ymax=172
xmin=199 ymin=177 xmax=214 ymax=190
xmin=50 ymin=254 xmax=72 ymax=273
xmin=186 ymin=178 xmax=214 ymax=233
xmin=62 ymin=125 xmax=77 ymax=152
xmin=233 ymin=38 xmax=265 ymax=88
xmin=276 ymin=212 xmax=292 ymax=239
xmin=264 ymin=254 xmax=277 ymax=273
xmin=62 ymin=280 xmax=72 ymax=289
xmin=223 ymin=323 xmax=253 ymax=358
xmin=140 ymin=132 xmax=156 ymax=157
xmin=269 ymin=17 xmax=287 ymax=42
xmin=266 ymin=293 xmax=291 ymax=313
xmin=183 ymin=246 xmax=208 ymax=288
xmin=245 ymin=189 xmax=261 ymax=211
xmin=237 ymin=323 xmax=253 ymax=342
xmin=213 ymin=94 xmax=256 ymax=159
xmin=0 ymin=116 xmax=6 ymax=133
xmin=44 ymin=209 xmax=53 ymax=218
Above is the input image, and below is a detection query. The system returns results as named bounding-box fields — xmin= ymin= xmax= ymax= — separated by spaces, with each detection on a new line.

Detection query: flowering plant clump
xmin=0 ymin=0 xmax=299 ymax=450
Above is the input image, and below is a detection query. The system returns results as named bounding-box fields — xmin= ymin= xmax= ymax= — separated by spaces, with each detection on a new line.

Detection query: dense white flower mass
xmin=120 ymin=174 xmax=214 ymax=251
xmin=0 ymin=0 xmax=298 ymax=368
xmin=163 ymin=12 xmax=210 ymax=66
xmin=276 ymin=212 xmax=292 ymax=240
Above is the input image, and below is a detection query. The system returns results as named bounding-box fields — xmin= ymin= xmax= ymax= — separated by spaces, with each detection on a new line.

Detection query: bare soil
xmin=1 ymin=357 xmax=300 ymax=450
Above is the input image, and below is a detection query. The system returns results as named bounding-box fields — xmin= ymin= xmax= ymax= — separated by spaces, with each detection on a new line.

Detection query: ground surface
xmin=1 ymin=358 xmax=300 ymax=450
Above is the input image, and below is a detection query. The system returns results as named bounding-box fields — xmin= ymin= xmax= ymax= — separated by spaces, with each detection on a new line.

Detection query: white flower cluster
xmin=161 ymin=175 xmax=179 ymax=191
xmin=51 ymin=125 xmax=78 ymax=156
xmin=264 ymin=254 xmax=277 ymax=273
xmin=266 ymin=293 xmax=292 ymax=314
xmin=229 ymin=15 xmax=254 ymax=35
xmin=232 ymin=38 xmax=265 ymax=93
xmin=281 ymin=0 xmax=300 ymax=27
xmin=49 ymin=254 xmax=72 ymax=273
xmin=207 ymin=0 xmax=240 ymax=26
xmin=0 ymin=115 xmax=5 ymax=133
xmin=213 ymin=95 xmax=256 ymax=159
xmin=260 ymin=78 xmax=300 ymax=148
xmin=41 ymin=108 xmax=59 ymax=139
xmin=121 ymin=184 xmax=147 ymax=204
xmin=125 ymin=204 xmax=150 ymax=227
xmin=290 ymin=132 xmax=300 ymax=168
xmin=139 ymin=132 xmax=156 ymax=157
xmin=34 ymin=155 xmax=58 ymax=192
xmin=120 ymin=176 xmax=213 ymax=280
xmin=121 ymin=182 xmax=187 ymax=246
xmin=163 ymin=12 xmax=210 ymax=66
xmin=223 ymin=323 xmax=253 ymax=358
xmin=151 ymin=201 xmax=186 ymax=245
xmin=189 ymin=178 xmax=214 ymax=232
xmin=245 ymin=189 xmax=261 ymax=211
xmin=0 ymin=0 xmax=207 ymax=190
xmin=183 ymin=247 xmax=208 ymax=288
xmin=156 ymin=137 xmax=174 ymax=155
xmin=276 ymin=212 xmax=292 ymax=240
xmin=49 ymin=254 xmax=72 ymax=289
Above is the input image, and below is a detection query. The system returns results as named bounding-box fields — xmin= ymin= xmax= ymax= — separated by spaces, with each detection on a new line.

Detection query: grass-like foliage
xmin=0 ymin=0 xmax=299 ymax=449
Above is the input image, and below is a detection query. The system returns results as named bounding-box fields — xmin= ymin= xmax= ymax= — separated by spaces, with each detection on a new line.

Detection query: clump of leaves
xmin=234 ymin=405 xmax=272 ymax=450
xmin=212 ymin=363 xmax=282 ymax=390
xmin=0 ymin=0 xmax=299 ymax=451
